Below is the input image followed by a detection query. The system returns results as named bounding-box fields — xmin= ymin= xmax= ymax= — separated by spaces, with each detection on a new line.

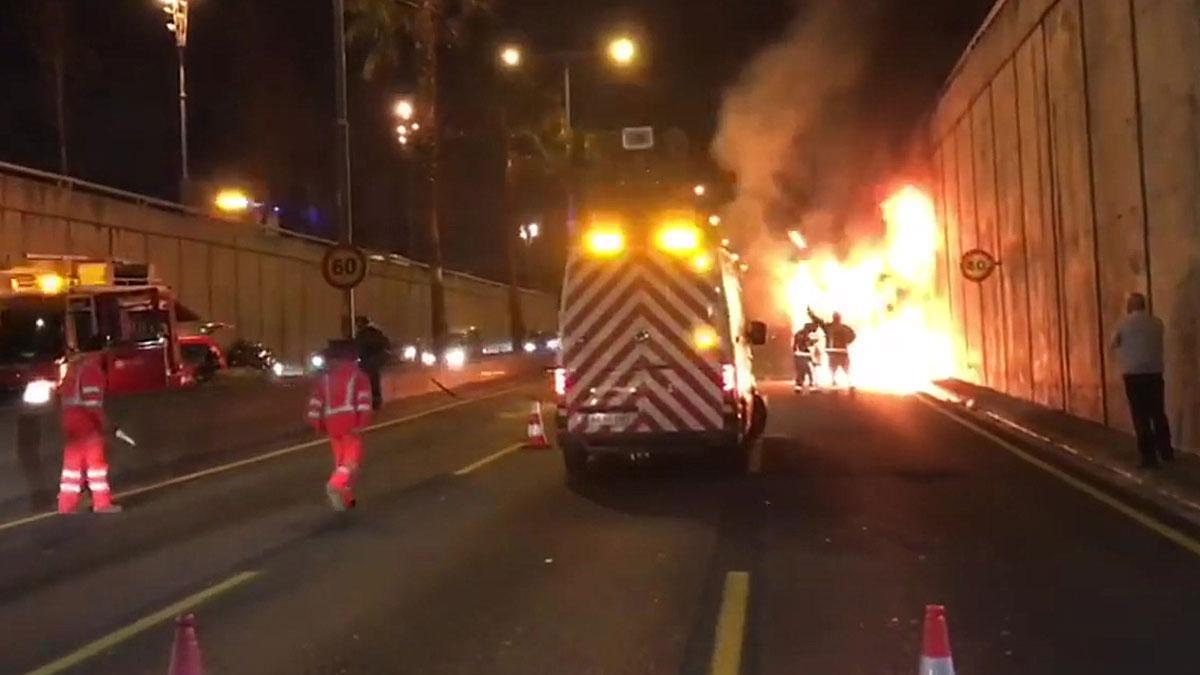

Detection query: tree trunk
xmin=501 ymin=111 xmax=526 ymax=351
xmin=505 ymin=164 xmax=526 ymax=351
xmin=419 ymin=0 xmax=448 ymax=351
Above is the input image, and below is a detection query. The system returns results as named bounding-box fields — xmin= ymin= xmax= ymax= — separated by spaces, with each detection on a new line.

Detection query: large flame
xmin=778 ymin=185 xmax=956 ymax=394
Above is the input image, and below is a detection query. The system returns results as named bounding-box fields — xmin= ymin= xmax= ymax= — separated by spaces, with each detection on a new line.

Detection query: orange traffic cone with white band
xmin=525 ymin=401 xmax=550 ymax=449
xmin=167 ymin=614 xmax=204 ymax=675
xmin=919 ymin=605 xmax=955 ymax=675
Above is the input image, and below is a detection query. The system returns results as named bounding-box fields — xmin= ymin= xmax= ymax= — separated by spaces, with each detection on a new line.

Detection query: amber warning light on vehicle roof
xmin=582 ymin=225 xmax=626 ymax=258
xmin=654 ymin=221 xmax=703 ymax=255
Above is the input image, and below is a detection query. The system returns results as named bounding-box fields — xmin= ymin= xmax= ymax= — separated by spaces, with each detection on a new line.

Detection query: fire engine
xmin=553 ymin=205 xmax=769 ymax=479
xmin=0 ymin=255 xmax=194 ymax=405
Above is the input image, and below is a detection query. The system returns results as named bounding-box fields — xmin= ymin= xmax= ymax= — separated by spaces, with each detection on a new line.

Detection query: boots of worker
xmin=325 ymin=484 xmax=347 ymax=512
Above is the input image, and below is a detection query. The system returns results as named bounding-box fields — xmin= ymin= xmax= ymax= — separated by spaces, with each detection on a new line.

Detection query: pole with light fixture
xmin=157 ymin=0 xmax=190 ymax=197
xmin=330 ymin=0 xmax=359 ymax=336
xmin=497 ymin=35 xmax=639 ymax=235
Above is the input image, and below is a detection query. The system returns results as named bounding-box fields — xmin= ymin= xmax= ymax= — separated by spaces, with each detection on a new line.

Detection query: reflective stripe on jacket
xmin=61 ymin=356 xmax=106 ymax=435
xmin=306 ymin=361 xmax=372 ymax=434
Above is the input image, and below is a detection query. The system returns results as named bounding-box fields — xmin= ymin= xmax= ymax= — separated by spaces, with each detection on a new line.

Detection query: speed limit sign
xmin=321 ymin=244 xmax=368 ymax=290
xmin=960 ymin=248 xmax=998 ymax=282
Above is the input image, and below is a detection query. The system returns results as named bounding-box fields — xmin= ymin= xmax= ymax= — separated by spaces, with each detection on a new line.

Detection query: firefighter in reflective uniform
xmin=809 ymin=308 xmax=857 ymax=389
xmin=57 ymin=352 xmax=121 ymax=514
xmin=307 ymin=340 xmax=373 ymax=511
xmin=792 ymin=321 xmax=820 ymax=392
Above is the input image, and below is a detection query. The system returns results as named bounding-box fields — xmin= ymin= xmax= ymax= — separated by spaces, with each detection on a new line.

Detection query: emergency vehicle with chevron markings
xmin=553 ymin=206 xmax=769 ymax=478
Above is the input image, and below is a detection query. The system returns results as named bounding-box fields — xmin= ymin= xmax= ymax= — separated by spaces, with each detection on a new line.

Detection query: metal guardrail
xmin=0 ymin=160 xmax=538 ymax=293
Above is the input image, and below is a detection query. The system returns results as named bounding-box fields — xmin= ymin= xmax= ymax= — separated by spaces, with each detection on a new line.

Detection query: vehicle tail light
xmin=721 ymin=363 xmax=736 ymax=393
xmin=554 ymin=367 xmax=568 ymax=396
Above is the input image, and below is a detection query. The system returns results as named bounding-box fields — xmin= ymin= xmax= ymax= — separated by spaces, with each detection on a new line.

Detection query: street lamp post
xmin=332 ymin=0 xmax=355 ymax=336
xmin=498 ymin=36 xmax=638 ymax=234
xmin=158 ymin=0 xmax=190 ymax=195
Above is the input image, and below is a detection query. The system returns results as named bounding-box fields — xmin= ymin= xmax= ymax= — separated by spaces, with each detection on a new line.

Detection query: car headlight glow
xmin=401 ymin=345 xmax=418 ymax=361
xmin=420 ymin=351 xmax=437 ymax=367
xmin=444 ymin=347 xmax=467 ymax=369
xmin=271 ymin=362 xmax=285 ymax=377
xmin=309 ymin=353 xmax=326 ymax=369
xmin=23 ymin=379 xmax=55 ymax=405
xmin=547 ymin=338 xmax=560 ymax=350
xmin=523 ymin=341 xmax=537 ymax=353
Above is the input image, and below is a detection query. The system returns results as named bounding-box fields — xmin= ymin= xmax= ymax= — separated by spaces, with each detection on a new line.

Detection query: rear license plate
xmin=587 ymin=412 xmax=636 ymax=427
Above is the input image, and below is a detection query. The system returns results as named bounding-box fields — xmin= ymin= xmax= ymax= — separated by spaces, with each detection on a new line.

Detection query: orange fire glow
xmin=778 ymin=185 xmax=956 ymax=393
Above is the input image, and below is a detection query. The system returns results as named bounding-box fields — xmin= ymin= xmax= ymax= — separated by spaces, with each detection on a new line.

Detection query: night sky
xmin=0 ymin=0 xmax=994 ymax=285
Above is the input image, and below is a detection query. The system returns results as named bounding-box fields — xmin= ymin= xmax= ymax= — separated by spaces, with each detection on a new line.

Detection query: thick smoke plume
xmin=712 ymin=0 xmax=893 ymax=251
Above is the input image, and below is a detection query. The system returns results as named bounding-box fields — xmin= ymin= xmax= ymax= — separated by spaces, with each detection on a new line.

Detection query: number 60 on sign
xmin=960 ymin=248 xmax=998 ymax=283
xmin=321 ymin=244 xmax=368 ymax=290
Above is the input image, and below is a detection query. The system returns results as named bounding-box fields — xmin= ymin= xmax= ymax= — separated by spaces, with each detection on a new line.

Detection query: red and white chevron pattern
xmin=560 ymin=253 xmax=725 ymax=434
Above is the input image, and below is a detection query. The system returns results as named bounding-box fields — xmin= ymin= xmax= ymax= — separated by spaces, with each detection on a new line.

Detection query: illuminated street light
xmin=214 ymin=189 xmax=251 ymax=213
xmin=708 ymin=214 xmax=722 ymax=227
xmin=607 ymin=36 xmax=637 ymax=66
xmin=693 ymin=184 xmax=707 ymax=197
xmin=500 ymin=45 xmax=523 ymax=69
xmin=393 ymin=97 xmax=415 ymax=121
xmin=518 ymin=222 xmax=540 ymax=243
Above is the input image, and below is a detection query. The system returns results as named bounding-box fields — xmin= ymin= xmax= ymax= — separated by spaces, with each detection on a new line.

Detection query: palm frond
xmin=345 ymin=0 xmax=418 ymax=79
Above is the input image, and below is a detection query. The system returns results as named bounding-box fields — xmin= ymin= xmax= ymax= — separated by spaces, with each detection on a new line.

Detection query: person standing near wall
xmin=1110 ymin=292 xmax=1175 ymax=469
xmin=355 ymin=316 xmax=392 ymax=411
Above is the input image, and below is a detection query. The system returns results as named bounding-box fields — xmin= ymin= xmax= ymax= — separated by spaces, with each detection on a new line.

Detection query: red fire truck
xmin=0 ymin=255 xmax=194 ymax=405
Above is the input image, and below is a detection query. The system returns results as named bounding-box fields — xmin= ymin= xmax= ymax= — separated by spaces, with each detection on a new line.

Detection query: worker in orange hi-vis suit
xmin=307 ymin=340 xmax=373 ymax=511
xmin=58 ymin=352 xmax=121 ymax=514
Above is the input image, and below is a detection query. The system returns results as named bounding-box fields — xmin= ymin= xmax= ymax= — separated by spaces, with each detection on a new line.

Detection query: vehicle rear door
xmin=99 ymin=290 xmax=169 ymax=395
xmin=562 ymin=252 xmax=725 ymax=435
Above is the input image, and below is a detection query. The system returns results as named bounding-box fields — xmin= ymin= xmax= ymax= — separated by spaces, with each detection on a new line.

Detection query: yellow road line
xmin=24 ymin=570 xmax=261 ymax=675
xmin=709 ymin=571 xmax=750 ymax=675
xmin=453 ymin=442 xmax=525 ymax=476
xmin=0 ymin=384 xmax=530 ymax=535
xmin=916 ymin=395 xmax=1200 ymax=559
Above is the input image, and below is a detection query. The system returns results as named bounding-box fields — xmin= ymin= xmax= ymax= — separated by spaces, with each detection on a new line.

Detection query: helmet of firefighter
xmin=324 ymin=339 xmax=358 ymax=361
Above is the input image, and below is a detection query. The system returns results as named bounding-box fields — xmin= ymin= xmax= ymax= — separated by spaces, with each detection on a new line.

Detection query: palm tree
xmin=346 ymin=0 xmax=492 ymax=350
xmin=500 ymin=81 xmax=569 ymax=349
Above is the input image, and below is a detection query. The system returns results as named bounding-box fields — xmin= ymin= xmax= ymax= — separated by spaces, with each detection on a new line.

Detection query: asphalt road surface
xmin=2 ymin=378 xmax=1200 ymax=674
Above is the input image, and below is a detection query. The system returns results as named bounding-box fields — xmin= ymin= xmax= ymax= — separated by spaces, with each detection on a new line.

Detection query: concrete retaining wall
xmin=0 ymin=170 xmax=559 ymax=362
xmin=930 ymin=0 xmax=1200 ymax=449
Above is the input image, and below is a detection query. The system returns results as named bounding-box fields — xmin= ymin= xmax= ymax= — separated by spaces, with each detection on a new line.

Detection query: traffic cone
xmin=525 ymin=401 xmax=550 ymax=449
xmin=167 ymin=613 xmax=204 ymax=675
xmin=918 ymin=605 xmax=955 ymax=675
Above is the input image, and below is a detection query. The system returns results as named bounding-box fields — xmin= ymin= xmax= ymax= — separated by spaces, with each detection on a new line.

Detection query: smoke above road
xmin=712 ymin=0 xmax=892 ymax=248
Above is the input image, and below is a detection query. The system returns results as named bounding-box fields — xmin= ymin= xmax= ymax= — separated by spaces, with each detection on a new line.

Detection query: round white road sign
xmin=321 ymin=244 xmax=368 ymax=290
xmin=960 ymin=248 xmax=998 ymax=283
